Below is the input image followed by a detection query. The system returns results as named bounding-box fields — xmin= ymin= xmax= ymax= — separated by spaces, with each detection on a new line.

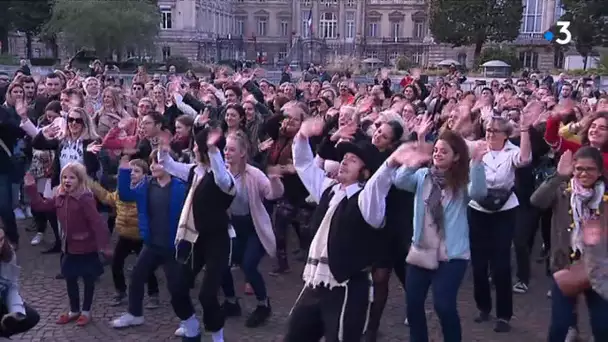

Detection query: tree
xmin=559 ymin=0 xmax=608 ymax=69
xmin=8 ymin=0 xmax=52 ymax=59
xmin=44 ymin=0 xmax=160 ymax=60
xmin=429 ymin=0 xmax=523 ymax=64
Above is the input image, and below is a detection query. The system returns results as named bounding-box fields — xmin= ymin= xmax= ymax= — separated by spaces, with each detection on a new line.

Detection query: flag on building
xmin=307 ymin=9 xmax=313 ymax=36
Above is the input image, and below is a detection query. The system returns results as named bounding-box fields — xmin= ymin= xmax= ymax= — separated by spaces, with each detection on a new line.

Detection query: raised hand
xmin=258 ymin=138 xmax=274 ymax=152
xmin=520 ymin=101 xmax=545 ymax=129
xmin=206 ymin=130 xmax=222 ymax=153
xmin=15 ymin=98 xmax=28 ymax=120
xmin=42 ymin=124 xmax=61 ymax=139
xmin=299 ymin=117 xmax=325 ymax=138
xmin=330 ymin=121 xmax=357 ymax=142
xmin=388 ymin=142 xmax=430 ymax=168
xmin=556 ymin=149 xmax=574 ymax=177
xmin=471 ymin=141 xmax=488 ymax=162
xmin=415 ymin=114 xmax=433 ymax=141
xmin=86 ymin=143 xmax=102 ymax=154
xmin=196 ymin=109 xmax=210 ymax=127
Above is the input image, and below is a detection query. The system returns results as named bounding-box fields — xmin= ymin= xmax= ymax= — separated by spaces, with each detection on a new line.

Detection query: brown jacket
xmin=531 ymin=174 xmax=608 ymax=300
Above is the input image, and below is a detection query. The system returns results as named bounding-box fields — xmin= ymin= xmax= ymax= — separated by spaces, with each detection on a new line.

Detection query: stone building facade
xmin=6 ymin=0 xmax=573 ymax=71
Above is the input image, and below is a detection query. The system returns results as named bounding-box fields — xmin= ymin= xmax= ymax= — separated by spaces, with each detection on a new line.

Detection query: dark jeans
xmin=0 ymin=303 xmax=40 ymax=338
xmin=0 ymin=174 xmax=18 ymax=244
xmin=271 ymin=200 xmax=314 ymax=269
xmin=66 ymin=276 xmax=96 ymax=312
xmin=548 ymin=278 xmax=608 ymax=341
xmin=222 ymin=215 xmax=267 ymax=301
xmin=514 ymin=204 xmax=552 ymax=284
xmin=170 ymin=235 xmax=230 ymax=333
xmin=112 ymin=237 xmax=159 ymax=296
xmin=127 ymin=245 xmax=180 ymax=317
xmin=407 ymin=260 xmax=468 ymax=342
xmin=468 ymin=207 xmax=516 ymax=320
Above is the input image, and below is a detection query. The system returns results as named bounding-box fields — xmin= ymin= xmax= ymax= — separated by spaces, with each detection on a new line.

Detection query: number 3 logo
xmin=555 ymin=21 xmax=572 ymax=45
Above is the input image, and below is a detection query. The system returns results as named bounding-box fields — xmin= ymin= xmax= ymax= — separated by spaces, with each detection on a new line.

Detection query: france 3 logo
xmin=543 ymin=21 xmax=572 ymax=45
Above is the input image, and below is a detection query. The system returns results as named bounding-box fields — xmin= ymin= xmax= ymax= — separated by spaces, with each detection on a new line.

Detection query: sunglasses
xmin=67 ymin=117 xmax=84 ymax=124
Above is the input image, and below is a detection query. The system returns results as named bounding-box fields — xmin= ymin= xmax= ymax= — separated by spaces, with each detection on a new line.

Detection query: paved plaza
xmin=6 ymin=220 xmax=589 ymax=341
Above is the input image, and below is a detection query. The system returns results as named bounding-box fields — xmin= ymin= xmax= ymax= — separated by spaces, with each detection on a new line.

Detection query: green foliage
xmin=395 ymin=55 xmax=414 ymax=70
xmin=165 ymin=55 xmax=192 ymax=73
xmin=8 ymin=0 xmax=52 ymax=36
xmin=429 ymin=0 xmax=523 ymax=61
xmin=560 ymin=0 xmax=608 ymax=58
xmin=0 ymin=54 xmax=20 ymax=65
xmin=44 ymin=0 xmax=160 ymax=59
xmin=477 ymin=47 xmax=521 ymax=71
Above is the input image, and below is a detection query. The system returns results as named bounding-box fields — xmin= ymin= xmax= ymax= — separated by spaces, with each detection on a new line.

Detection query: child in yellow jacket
xmin=89 ymin=159 xmax=160 ymax=307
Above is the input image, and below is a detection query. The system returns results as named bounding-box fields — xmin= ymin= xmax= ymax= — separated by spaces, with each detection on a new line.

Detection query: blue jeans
xmin=0 ymin=174 xmax=18 ymax=244
xmin=406 ymin=259 xmax=468 ymax=342
xmin=548 ymin=277 xmax=608 ymax=342
xmin=222 ymin=215 xmax=267 ymax=301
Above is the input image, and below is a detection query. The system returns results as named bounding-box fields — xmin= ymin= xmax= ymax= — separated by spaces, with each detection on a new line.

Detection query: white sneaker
xmin=13 ymin=208 xmax=25 ymax=220
xmin=30 ymin=233 xmax=43 ymax=246
xmin=174 ymin=323 xmax=186 ymax=337
xmin=24 ymin=206 xmax=32 ymax=218
xmin=111 ymin=313 xmax=144 ymax=328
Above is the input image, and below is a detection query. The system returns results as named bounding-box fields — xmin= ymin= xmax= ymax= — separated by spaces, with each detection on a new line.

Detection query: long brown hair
xmin=581 ymin=111 xmax=608 ymax=152
xmin=436 ymin=130 xmax=470 ymax=190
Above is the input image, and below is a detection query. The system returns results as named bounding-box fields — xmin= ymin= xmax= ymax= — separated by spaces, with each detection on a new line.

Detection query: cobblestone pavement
xmin=6 ymin=220 xmax=590 ymax=342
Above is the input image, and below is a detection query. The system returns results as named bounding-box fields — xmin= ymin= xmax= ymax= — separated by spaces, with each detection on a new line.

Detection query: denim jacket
xmin=391 ymin=162 xmax=487 ymax=259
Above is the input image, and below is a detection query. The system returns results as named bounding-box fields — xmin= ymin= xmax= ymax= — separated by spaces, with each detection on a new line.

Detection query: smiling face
xmin=433 ymin=139 xmax=457 ymax=170
xmin=371 ymin=123 xmax=395 ymax=151
xmin=587 ymin=117 xmax=608 ymax=148
xmin=67 ymin=111 xmax=84 ymax=137
xmin=224 ymin=108 xmax=242 ymax=129
xmin=223 ymin=136 xmax=247 ymax=166
xmin=573 ymin=157 xmax=601 ymax=188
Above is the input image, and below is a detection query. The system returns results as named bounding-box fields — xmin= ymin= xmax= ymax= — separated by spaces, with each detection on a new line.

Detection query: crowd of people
xmin=0 ymin=61 xmax=607 ymax=342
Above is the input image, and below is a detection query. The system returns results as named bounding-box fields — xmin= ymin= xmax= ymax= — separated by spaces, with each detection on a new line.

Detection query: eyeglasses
xmin=574 ymin=166 xmax=598 ymax=174
xmin=67 ymin=117 xmax=84 ymax=124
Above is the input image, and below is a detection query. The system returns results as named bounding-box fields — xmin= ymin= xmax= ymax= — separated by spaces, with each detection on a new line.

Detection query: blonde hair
xmin=226 ymin=131 xmax=250 ymax=160
xmin=65 ymin=107 xmax=99 ymax=141
xmin=59 ymin=162 xmax=89 ymax=193
xmin=100 ymin=87 xmax=123 ymax=112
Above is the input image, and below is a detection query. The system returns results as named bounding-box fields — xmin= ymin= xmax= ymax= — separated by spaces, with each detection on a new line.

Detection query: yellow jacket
xmin=558 ymin=123 xmax=582 ymax=144
xmin=89 ymin=181 xmax=140 ymax=240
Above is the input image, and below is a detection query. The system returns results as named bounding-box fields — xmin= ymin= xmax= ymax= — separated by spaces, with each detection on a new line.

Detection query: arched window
xmin=320 ymin=12 xmax=337 ymax=39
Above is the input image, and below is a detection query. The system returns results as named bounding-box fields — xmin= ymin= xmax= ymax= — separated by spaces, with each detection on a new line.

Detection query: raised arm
xmin=358 ymin=161 xmax=397 ymax=228
xmin=24 ymin=183 xmax=56 ymax=212
xmin=157 ymin=148 xmax=195 ymax=181
xmin=208 ymin=149 xmax=236 ymax=195
xmin=292 ymin=133 xmax=328 ymax=203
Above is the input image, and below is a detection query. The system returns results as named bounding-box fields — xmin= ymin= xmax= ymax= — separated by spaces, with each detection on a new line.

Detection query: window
xmin=162 ymin=46 xmax=171 ymax=60
xmin=391 ymin=22 xmax=401 ymax=38
xmin=412 ymin=51 xmax=422 ymax=65
xmin=303 ymin=0 xmax=311 ymax=6
xmin=368 ymin=22 xmax=379 ymax=37
xmin=346 ymin=0 xmax=356 ymax=7
xmin=554 ymin=50 xmax=565 ymax=68
xmin=161 ymin=8 xmax=172 ymax=29
xmin=519 ymin=51 xmax=539 ymax=69
xmin=366 ymin=50 xmax=378 ymax=59
xmin=236 ymin=18 xmax=245 ymax=36
xmin=301 ymin=11 xmax=311 ymax=38
xmin=389 ymin=51 xmax=399 ymax=61
xmin=413 ymin=21 xmax=424 ymax=38
xmin=521 ymin=0 xmax=542 ymax=33
xmin=280 ymin=21 xmax=289 ymax=37
xmin=278 ymin=46 xmax=288 ymax=60
xmin=319 ymin=12 xmax=337 ymax=39
xmin=345 ymin=12 xmax=355 ymax=39
xmin=257 ymin=17 xmax=268 ymax=36
xmin=555 ymin=0 xmax=565 ymax=20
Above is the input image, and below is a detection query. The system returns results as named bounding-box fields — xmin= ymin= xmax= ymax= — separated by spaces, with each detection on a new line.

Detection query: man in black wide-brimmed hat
xmin=284 ymin=117 xmax=396 ymax=342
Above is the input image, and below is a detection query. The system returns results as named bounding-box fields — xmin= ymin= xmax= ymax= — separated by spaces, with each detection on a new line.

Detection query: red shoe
xmin=75 ymin=314 xmax=91 ymax=326
xmin=56 ymin=312 xmax=79 ymax=325
xmin=244 ymin=283 xmax=254 ymax=295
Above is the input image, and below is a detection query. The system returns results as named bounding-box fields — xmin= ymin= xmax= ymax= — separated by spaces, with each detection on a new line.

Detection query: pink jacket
xmin=242 ymin=164 xmax=284 ymax=257
xmin=25 ymin=185 xmax=110 ymax=255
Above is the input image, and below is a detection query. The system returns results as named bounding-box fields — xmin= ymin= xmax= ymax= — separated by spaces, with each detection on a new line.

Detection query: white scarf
xmin=302 ymin=187 xmax=348 ymax=289
xmin=570 ymin=179 xmax=604 ymax=253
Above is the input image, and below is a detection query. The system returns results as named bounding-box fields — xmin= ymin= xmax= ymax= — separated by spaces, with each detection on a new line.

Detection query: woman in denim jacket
xmin=390 ymin=130 xmax=487 ymax=342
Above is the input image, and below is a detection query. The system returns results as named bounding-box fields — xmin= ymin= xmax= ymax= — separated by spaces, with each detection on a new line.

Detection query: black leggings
xmin=66 ymin=276 xmax=96 ymax=312
xmin=367 ymin=253 xmax=407 ymax=333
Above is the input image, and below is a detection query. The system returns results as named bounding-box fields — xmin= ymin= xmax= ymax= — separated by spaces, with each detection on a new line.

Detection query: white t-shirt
xmin=59 ymin=140 xmax=84 ymax=170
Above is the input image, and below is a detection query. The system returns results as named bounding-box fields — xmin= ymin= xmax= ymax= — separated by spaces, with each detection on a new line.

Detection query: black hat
xmin=336 ymin=139 xmax=381 ymax=173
